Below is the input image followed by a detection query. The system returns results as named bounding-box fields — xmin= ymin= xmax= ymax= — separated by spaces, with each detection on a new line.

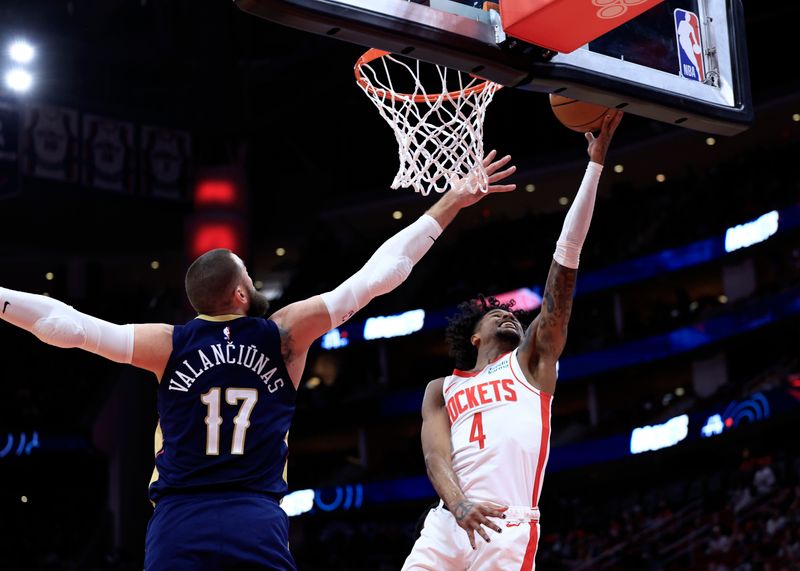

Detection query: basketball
xmin=549 ymin=94 xmax=611 ymax=133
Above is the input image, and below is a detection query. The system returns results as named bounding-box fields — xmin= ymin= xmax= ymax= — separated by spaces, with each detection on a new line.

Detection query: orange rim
xmin=354 ymin=48 xmax=499 ymax=103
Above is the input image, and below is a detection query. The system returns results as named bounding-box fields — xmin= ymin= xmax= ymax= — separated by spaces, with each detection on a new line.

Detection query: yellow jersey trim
xmin=149 ymin=421 xmax=165 ymax=506
xmin=195 ymin=314 xmax=245 ymax=322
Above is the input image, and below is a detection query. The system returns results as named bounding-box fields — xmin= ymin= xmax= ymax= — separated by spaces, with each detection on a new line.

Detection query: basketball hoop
xmin=354 ymin=49 xmax=501 ymax=196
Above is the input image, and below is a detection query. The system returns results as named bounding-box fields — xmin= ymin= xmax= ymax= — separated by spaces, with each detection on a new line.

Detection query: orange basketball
xmin=549 ymin=94 xmax=611 ymax=133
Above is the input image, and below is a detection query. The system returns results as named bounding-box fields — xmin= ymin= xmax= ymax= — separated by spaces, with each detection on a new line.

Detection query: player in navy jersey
xmin=0 ymin=151 xmax=515 ymax=570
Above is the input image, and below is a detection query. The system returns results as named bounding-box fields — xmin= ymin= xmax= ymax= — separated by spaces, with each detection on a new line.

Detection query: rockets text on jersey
xmin=443 ymin=349 xmax=552 ymax=510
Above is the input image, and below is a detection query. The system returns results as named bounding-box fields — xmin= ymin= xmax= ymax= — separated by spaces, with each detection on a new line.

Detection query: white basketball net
xmin=356 ymin=50 xmax=501 ymax=196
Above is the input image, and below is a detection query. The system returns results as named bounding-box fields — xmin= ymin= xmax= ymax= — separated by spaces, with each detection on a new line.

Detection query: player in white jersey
xmin=402 ymin=110 xmax=623 ymax=571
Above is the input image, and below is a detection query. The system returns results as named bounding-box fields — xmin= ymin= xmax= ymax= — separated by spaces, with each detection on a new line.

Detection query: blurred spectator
xmin=754 ymin=462 xmax=777 ymax=496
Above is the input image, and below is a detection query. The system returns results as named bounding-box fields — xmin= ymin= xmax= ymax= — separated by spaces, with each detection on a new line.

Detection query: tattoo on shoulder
xmin=278 ymin=325 xmax=293 ymax=361
xmin=453 ymin=500 xmax=475 ymax=522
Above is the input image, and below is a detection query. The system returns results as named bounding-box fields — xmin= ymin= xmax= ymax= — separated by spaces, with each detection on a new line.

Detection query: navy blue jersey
xmin=149 ymin=315 xmax=295 ymax=503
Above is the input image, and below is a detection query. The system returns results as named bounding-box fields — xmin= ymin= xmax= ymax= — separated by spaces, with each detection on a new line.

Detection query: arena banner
xmin=0 ymin=99 xmax=20 ymax=198
xmin=20 ymin=103 xmax=80 ymax=183
xmin=82 ymin=114 xmax=136 ymax=193
xmin=140 ymin=125 xmax=192 ymax=200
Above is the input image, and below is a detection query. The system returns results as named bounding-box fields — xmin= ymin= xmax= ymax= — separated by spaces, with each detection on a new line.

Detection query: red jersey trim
xmin=452 ymin=351 xmax=511 ymax=378
xmin=531 ymin=396 xmax=551 ymax=507
xmin=509 ymin=350 xmax=554 ymax=398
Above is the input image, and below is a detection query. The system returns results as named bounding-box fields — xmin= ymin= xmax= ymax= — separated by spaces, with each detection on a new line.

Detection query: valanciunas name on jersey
xmin=167 ymin=342 xmax=284 ymax=394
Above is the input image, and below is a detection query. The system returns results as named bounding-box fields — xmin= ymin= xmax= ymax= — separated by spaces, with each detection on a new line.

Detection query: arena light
xmin=8 ymin=39 xmax=35 ymax=64
xmin=492 ymin=287 xmax=541 ymax=311
xmin=321 ymin=328 xmax=349 ymax=350
xmin=629 ymin=414 xmax=688 ymax=454
xmin=363 ymin=309 xmax=425 ymax=340
xmin=700 ymin=414 xmax=724 ymax=438
xmin=280 ymin=489 xmax=315 ymax=517
xmin=190 ymin=221 xmax=243 ymax=259
xmin=724 ymin=210 xmax=779 ymax=253
xmin=4 ymin=68 xmax=33 ymax=93
xmin=194 ymin=179 xmax=237 ymax=207
xmin=0 ymin=431 xmax=40 ymax=457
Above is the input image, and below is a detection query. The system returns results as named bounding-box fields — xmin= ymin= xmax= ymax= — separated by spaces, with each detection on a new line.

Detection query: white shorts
xmin=402 ymin=503 xmax=541 ymax=571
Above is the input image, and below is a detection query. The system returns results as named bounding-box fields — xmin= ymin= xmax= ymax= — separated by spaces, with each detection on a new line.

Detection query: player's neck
xmin=473 ymin=343 xmax=514 ymax=370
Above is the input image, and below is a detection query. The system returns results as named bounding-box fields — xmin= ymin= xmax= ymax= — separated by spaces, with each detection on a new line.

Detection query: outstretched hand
xmin=448 ymin=150 xmax=517 ymax=207
xmin=424 ymin=150 xmax=516 ymax=228
xmin=586 ymin=110 xmax=623 ymax=165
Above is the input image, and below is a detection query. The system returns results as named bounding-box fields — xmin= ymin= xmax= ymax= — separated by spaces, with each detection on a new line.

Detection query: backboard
xmin=234 ymin=0 xmax=753 ymax=135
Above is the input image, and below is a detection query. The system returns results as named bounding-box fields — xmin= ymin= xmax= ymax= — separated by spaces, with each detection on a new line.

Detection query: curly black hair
xmin=445 ymin=294 xmax=529 ymax=371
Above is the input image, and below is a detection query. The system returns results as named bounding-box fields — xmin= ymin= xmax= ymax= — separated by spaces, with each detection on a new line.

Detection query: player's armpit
xmin=132 ymin=323 xmax=174 ymax=380
xmin=269 ymin=296 xmax=330 ymax=361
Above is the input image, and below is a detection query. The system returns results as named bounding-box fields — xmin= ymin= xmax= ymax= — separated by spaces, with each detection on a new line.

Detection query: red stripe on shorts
xmin=520 ymin=394 xmax=551 ymax=570
xmin=519 ymin=522 xmax=539 ymax=571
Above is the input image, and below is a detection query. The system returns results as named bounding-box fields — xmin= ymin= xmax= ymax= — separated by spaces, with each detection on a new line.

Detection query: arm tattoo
xmin=278 ymin=326 xmax=293 ymax=362
xmin=542 ymin=262 xmax=578 ymax=337
xmin=453 ymin=500 xmax=475 ymax=522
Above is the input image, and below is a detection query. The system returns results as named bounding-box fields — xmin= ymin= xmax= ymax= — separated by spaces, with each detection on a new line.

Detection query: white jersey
xmin=443 ymin=349 xmax=552 ymax=509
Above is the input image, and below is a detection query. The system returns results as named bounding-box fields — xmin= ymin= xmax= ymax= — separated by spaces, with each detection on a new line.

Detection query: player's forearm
xmin=552 ymin=161 xmax=602 ymax=269
xmin=425 ymin=453 xmax=466 ymax=509
xmin=424 ymin=189 xmax=469 ymax=230
xmin=536 ymin=259 xmax=577 ymax=357
xmin=320 ymin=214 xmax=442 ymax=327
xmin=0 ymin=286 xmax=134 ymax=363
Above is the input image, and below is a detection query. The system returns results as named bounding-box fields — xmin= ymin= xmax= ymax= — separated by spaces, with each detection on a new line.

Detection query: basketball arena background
xmin=0 ymin=1 xmax=798 ymax=569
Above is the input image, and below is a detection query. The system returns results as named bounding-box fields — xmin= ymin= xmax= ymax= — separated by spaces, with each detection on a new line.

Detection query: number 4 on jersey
xmin=469 ymin=412 xmax=486 ymax=449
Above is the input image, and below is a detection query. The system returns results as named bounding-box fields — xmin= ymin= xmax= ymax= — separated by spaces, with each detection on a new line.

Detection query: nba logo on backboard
xmin=674 ymin=9 xmax=705 ymax=82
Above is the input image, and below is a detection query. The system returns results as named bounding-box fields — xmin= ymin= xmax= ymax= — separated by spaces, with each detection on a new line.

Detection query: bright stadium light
xmin=8 ymin=39 xmax=35 ymax=64
xmin=4 ymin=68 xmax=33 ymax=93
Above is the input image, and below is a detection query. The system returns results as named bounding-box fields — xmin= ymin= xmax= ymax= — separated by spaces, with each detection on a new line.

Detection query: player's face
xmin=245 ymin=280 xmax=270 ymax=318
xmin=233 ymin=255 xmax=270 ymax=318
xmin=477 ymin=309 xmax=523 ymax=345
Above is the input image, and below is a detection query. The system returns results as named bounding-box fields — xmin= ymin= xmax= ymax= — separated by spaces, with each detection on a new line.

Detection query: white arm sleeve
xmin=0 ymin=287 xmax=134 ymax=364
xmin=320 ymin=214 xmax=443 ymax=327
xmin=553 ymin=161 xmax=603 ymax=269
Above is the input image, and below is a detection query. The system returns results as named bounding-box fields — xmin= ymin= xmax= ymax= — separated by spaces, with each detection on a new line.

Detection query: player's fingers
xmin=482 ymin=505 xmax=509 ymax=519
xmin=467 ymin=528 xmax=477 ymax=550
xmin=601 ymin=110 xmax=622 ymax=135
xmin=594 ymin=113 xmax=613 ymax=137
xmin=482 ymin=149 xmax=498 ymax=167
xmin=609 ymin=110 xmax=624 ymax=132
xmin=585 ymin=131 xmax=595 ymax=144
xmin=488 ymin=165 xmax=516 ymax=182
xmin=477 ymin=514 xmax=503 ymax=534
xmin=474 ymin=523 xmax=492 ymax=543
xmin=487 ymin=183 xmax=515 ymax=194
xmin=485 ymin=154 xmax=512 ymax=175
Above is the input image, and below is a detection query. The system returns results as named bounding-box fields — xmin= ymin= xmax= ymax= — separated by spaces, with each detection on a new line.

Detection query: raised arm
xmin=421 ymin=378 xmax=507 ymax=549
xmin=517 ymin=111 xmax=623 ymax=393
xmin=270 ymin=152 xmax=516 ymax=386
xmin=0 ymin=287 xmax=173 ymax=378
